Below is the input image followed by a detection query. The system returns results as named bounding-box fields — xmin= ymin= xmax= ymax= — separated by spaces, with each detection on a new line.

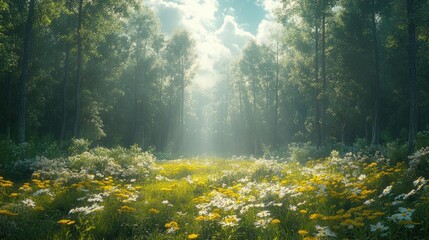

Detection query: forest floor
xmin=1 ymin=147 xmax=429 ymax=239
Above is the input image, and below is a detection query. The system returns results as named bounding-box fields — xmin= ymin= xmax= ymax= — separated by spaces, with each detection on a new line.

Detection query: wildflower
xmin=254 ymin=218 xmax=272 ymax=228
xmin=413 ymin=176 xmax=427 ymax=187
xmin=298 ymin=230 xmax=309 ymax=236
xmin=0 ymin=209 xmax=18 ymax=216
xmin=118 ymin=206 xmax=136 ymax=213
xmin=370 ymin=222 xmax=388 ymax=232
xmin=289 ymin=205 xmax=297 ymax=211
xmin=9 ymin=193 xmax=19 ymax=197
xmin=271 ymin=219 xmax=281 ymax=224
xmin=358 ymin=174 xmax=367 ymax=181
xmin=165 ymin=221 xmax=179 ymax=234
xmin=149 ymin=208 xmax=159 ymax=214
xmin=162 ymin=200 xmax=173 ymax=207
xmin=209 ymin=212 xmax=221 ymax=221
xmin=364 ymin=199 xmax=375 ymax=205
xmin=219 ymin=215 xmax=241 ymax=227
xmin=188 ymin=233 xmax=199 ymax=239
xmin=309 ymin=213 xmax=324 ymax=220
xmin=22 ymin=198 xmax=36 ymax=208
xmin=256 ymin=210 xmax=271 ymax=218
xmin=388 ymin=207 xmax=414 ymax=222
xmin=88 ymin=193 xmax=104 ymax=202
xmin=315 ymin=225 xmax=336 ymax=238
xmin=300 ymin=209 xmax=308 ymax=214
xmin=379 ymin=185 xmax=392 ymax=198
xmin=177 ymin=211 xmax=187 ymax=216
xmin=69 ymin=203 xmax=104 ymax=215
xmin=58 ymin=219 xmax=76 ymax=225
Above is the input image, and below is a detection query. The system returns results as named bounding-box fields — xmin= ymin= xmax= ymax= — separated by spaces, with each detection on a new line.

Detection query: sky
xmin=145 ymin=0 xmax=282 ymax=89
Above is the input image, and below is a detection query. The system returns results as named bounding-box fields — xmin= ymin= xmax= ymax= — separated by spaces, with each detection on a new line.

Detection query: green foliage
xmin=68 ymin=138 xmax=91 ymax=156
xmin=416 ymin=131 xmax=429 ymax=150
xmin=288 ymin=142 xmax=318 ymax=163
xmin=386 ymin=140 xmax=408 ymax=162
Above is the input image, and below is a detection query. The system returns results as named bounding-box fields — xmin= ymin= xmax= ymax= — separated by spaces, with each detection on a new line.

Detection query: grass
xmin=1 ymin=149 xmax=429 ymax=239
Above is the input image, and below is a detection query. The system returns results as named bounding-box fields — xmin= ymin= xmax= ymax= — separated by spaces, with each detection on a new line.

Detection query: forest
xmin=1 ymin=0 xmax=429 ymax=239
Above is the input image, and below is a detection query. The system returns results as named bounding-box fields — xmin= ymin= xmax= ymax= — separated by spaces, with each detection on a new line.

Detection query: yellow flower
xmin=149 ymin=208 xmax=159 ymax=214
xmin=57 ymin=219 xmax=75 ymax=225
xmin=118 ymin=206 xmax=136 ymax=213
xmin=188 ymin=233 xmax=199 ymax=239
xmin=300 ymin=209 xmax=307 ymax=214
xmin=309 ymin=213 xmax=324 ymax=220
xmin=209 ymin=213 xmax=221 ymax=221
xmin=271 ymin=219 xmax=281 ymax=224
xmin=0 ymin=209 xmax=18 ymax=216
xmin=9 ymin=193 xmax=19 ymax=197
xmin=298 ymin=230 xmax=309 ymax=236
xmin=165 ymin=221 xmax=179 ymax=230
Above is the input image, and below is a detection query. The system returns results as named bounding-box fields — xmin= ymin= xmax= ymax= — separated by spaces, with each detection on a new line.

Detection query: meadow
xmin=1 ymin=145 xmax=429 ymax=239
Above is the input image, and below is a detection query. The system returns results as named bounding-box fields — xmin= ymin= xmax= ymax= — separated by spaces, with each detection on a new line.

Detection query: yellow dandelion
xmin=0 ymin=209 xmax=18 ymax=216
xmin=57 ymin=219 xmax=75 ymax=225
xmin=118 ymin=206 xmax=136 ymax=213
xmin=300 ymin=209 xmax=307 ymax=214
xmin=209 ymin=213 xmax=221 ymax=221
xmin=271 ymin=219 xmax=281 ymax=224
xmin=165 ymin=221 xmax=179 ymax=230
xmin=188 ymin=233 xmax=199 ymax=239
xmin=309 ymin=213 xmax=324 ymax=220
xmin=149 ymin=208 xmax=159 ymax=214
xmin=9 ymin=193 xmax=19 ymax=197
xmin=298 ymin=230 xmax=309 ymax=236
xmin=303 ymin=237 xmax=317 ymax=240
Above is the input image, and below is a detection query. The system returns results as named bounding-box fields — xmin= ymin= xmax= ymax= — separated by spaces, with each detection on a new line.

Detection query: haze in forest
xmin=0 ymin=0 xmax=428 ymax=157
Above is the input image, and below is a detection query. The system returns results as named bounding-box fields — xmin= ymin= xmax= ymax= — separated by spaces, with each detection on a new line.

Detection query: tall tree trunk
xmin=60 ymin=43 xmax=70 ymax=141
xmin=18 ymin=0 xmax=35 ymax=144
xmin=73 ymin=0 xmax=84 ymax=137
xmin=407 ymin=0 xmax=417 ymax=153
xmin=60 ymin=0 xmax=73 ymax=141
xmin=6 ymin=73 xmax=12 ymax=140
xmin=314 ymin=20 xmax=322 ymax=148
xmin=321 ymin=10 xmax=327 ymax=146
xmin=133 ymin=40 xmax=141 ymax=145
xmin=371 ymin=0 xmax=381 ymax=146
xmin=274 ymin=40 xmax=280 ymax=148
xmin=179 ymin=57 xmax=185 ymax=152
xmin=225 ymin=72 xmax=229 ymax=151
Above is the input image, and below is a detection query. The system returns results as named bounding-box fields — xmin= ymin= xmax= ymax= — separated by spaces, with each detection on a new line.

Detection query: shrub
xmin=68 ymin=138 xmax=91 ymax=156
xmin=386 ymin=140 xmax=408 ymax=162
xmin=288 ymin=142 xmax=318 ymax=163
xmin=416 ymin=131 xmax=429 ymax=150
xmin=408 ymin=146 xmax=429 ymax=178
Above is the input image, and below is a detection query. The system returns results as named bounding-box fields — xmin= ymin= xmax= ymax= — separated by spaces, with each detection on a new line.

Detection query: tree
xmin=371 ymin=0 xmax=381 ymax=146
xmin=73 ymin=0 xmax=83 ymax=137
xmin=18 ymin=0 xmax=35 ymax=143
xmin=165 ymin=29 xmax=196 ymax=152
xmin=407 ymin=0 xmax=417 ymax=152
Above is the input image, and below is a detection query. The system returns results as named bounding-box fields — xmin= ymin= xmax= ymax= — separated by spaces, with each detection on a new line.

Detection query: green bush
xmin=288 ymin=142 xmax=318 ymax=163
xmin=386 ymin=140 xmax=408 ymax=162
xmin=68 ymin=138 xmax=91 ymax=156
xmin=416 ymin=131 xmax=429 ymax=149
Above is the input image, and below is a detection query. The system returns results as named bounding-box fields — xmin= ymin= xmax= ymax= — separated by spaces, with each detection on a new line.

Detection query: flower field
xmin=1 ymin=146 xmax=429 ymax=239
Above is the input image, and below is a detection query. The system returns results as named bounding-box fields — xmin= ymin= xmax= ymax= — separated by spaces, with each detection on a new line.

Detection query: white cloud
xmin=146 ymin=0 xmax=254 ymax=89
xmin=215 ymin=15 xmax=254 ymax=56
xmin=256 ymin=19 xmax=283 ymax=45
xmin=255 ymin=0 xmax=283 ymax=45
xmin=257 ymin=0 xmax=282 ymax=19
